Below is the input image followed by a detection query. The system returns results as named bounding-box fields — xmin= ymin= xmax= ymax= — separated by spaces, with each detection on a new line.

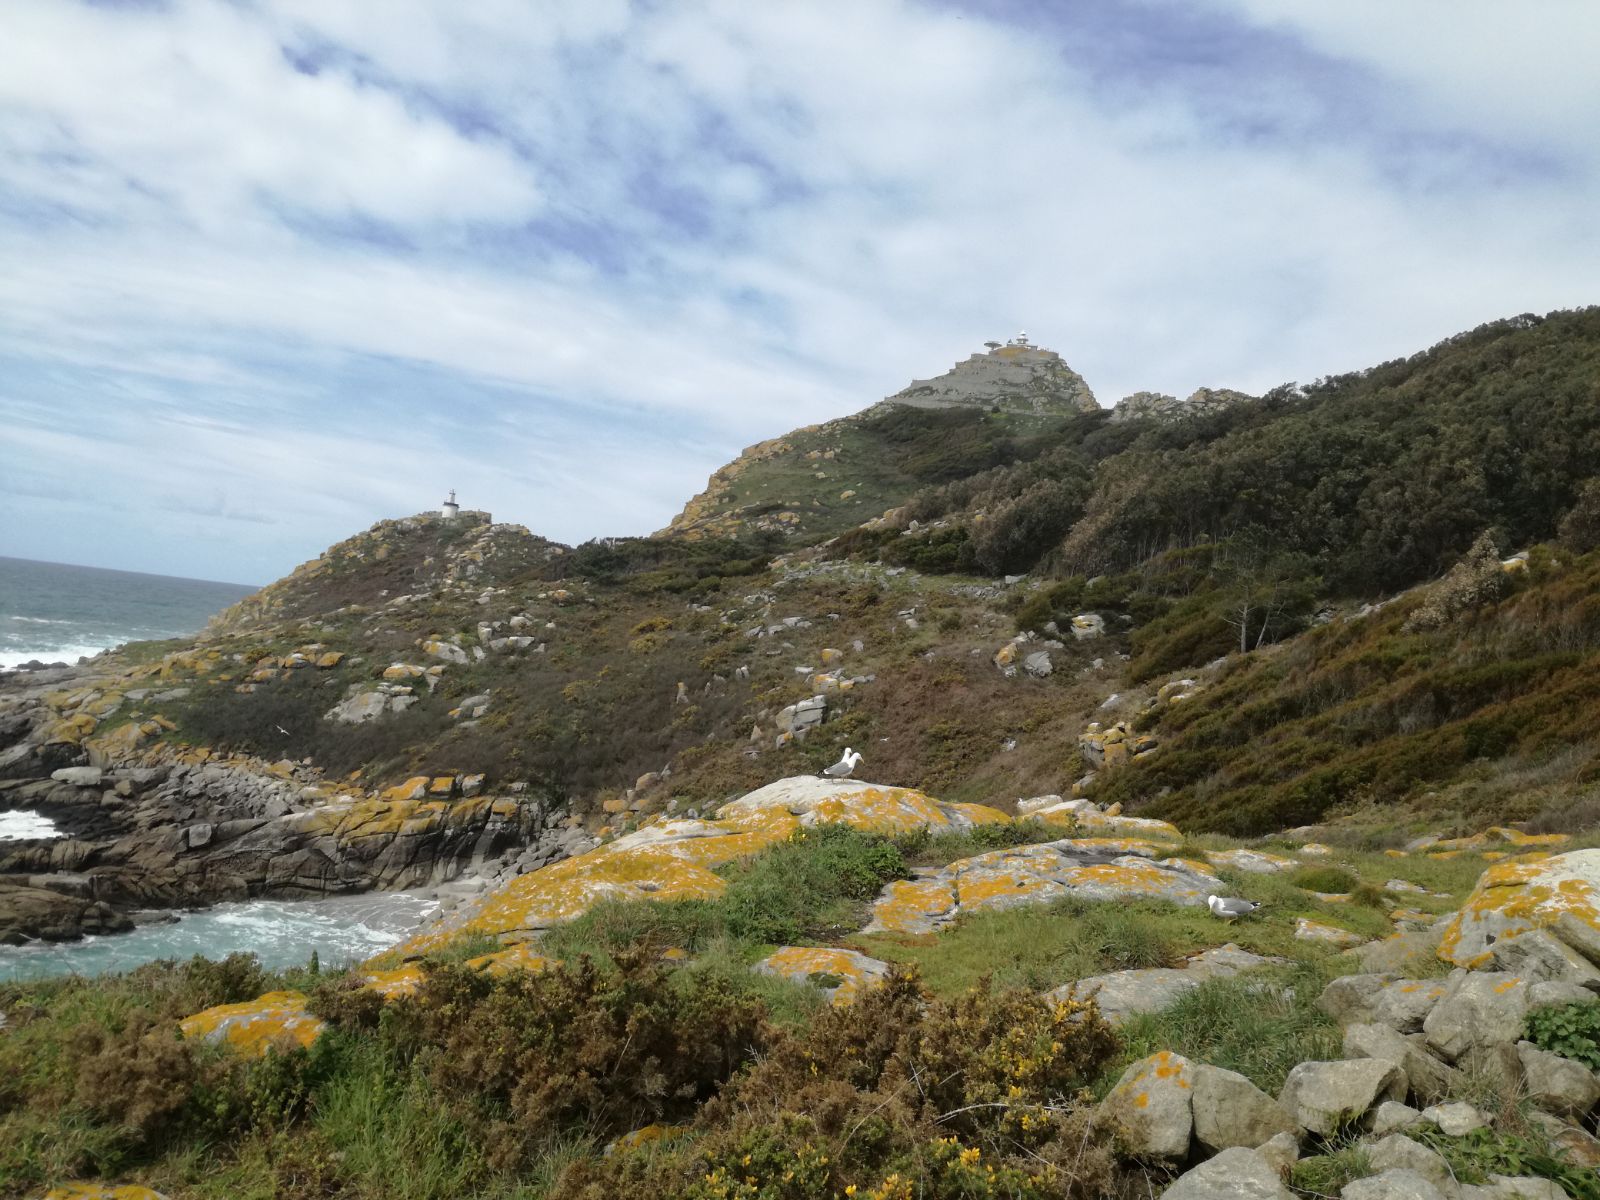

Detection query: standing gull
xmin=823 ymin=748 xmax=863 ymax=778
xmin=1207 ymin=894 xmax=1263 ymax=921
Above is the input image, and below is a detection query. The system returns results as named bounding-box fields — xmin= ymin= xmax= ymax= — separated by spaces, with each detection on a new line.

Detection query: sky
xmin=2 ymin=1 xmax=1597 ymax=585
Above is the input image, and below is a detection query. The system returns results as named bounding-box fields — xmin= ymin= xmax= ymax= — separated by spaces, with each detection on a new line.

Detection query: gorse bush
xmin=558 ymin=970 xmax=1126 ymax=1200
xmin=372 ymin=950 xmax=769 ymax=1171
xmin=1524 ymin=1001 xmax=1600 ymax=1071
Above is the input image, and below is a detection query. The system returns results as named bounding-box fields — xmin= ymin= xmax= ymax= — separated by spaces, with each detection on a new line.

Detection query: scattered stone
xmin=1370 ymin=1101 xmax=1424 ymax=1136
xmin=1278 ymin=1059 xmax=1406 ymax=1135
xmin=1207 ymin=848 xmax=1297 ymax=874
xmin=1162 ymin=1145 xmax=1295 ymax=1200
xmin=1486 ymin=929 xmax=1600 ymax=990
xmin=1343 ymin=1023 xmax=1459 ymax=1106
xmin=1515 ymin=1040 xmax=1600 ymax=1117
xmin=1023 ymin=650 xmax=1053 ymax=678
xmin=1367 ymin=1133 xmax=1457 ymax=1192
xmin=1341 ymin=1168 xmax=1449 ymax=1200
xmin=1422 ymin=972 xmax=1529 ymax=1061
xmin=1191 ymin=1063 xmax=1298 ymax=1152
xmin=1257 ymin=1130 xmax=1301 ymax=1175
xmin=1418 ymin=1101 xmax=1488 ymax=1137
xmin=1319 ymin=975 xmax=1450 ymax=1033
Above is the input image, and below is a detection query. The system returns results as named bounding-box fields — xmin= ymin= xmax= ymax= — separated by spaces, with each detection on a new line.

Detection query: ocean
xmin=0 ymin=892 xmax=441 ymax=982
xmin=0 ymin=554 xmax=257 ymax=670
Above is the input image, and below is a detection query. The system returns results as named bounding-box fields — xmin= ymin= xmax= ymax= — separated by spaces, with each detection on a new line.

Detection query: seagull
xmin=1207 ymin=894 xmax=1263 ymax=921
xmin=275 ymin=724 xmax=291 ymax=737
xmin=823 ymin=748 xmax=863 ymax=778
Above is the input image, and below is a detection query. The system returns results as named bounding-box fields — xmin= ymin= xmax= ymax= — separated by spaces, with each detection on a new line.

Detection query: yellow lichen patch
xmin=1439 ymin=848 xmax=1600 ymax=967
xmin=360 ymin=965 xmax=426 ymax=998
xmin=1056 ymin=837 xmax=1169 ymax=857
xmin=1050 ymin=809 xmax=1182 ymax=840
xmin=465 ymin=942 xmax=558 ymax=976
xmin=179 ymin=991 xmax=325 ymax=1058
xmin=717 ymin=777 xmax=1007 ymax=837
xmin=756 ymin=946 xmax=891 ymax=1005
xmin=609 ymin=1124 xmax=685 ymax=1154
xmin=1294 ymin=918 xmax=1364 ymax=948
xmin=867 ymin=877 xmax=958 ymax=934
xmin=44 ymin=1186 xmax=170 ymax=1200
xmin=379 ymin=777 xmax=430 ymax=803
xmin=393 ymin=843 xmax=731 ymax=954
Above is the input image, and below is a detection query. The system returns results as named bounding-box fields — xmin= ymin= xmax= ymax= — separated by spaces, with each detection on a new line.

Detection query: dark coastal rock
xmin=0 ymin=881 xmax=135 ymax=943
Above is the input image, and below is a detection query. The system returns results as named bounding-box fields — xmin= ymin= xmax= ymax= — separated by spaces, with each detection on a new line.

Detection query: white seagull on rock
xmin=1207 ymin=894 xmax=1263 ymax=921
xmin=823 ymin=748 xmax=863 ymax=778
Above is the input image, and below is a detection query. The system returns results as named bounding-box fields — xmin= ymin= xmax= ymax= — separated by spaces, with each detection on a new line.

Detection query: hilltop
xmin=661 ymin=335 xmax=1100 ymax=542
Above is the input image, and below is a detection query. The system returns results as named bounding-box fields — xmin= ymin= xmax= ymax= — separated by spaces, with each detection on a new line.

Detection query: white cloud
xmin=0 ymin=0 xmax=1596 ymax=580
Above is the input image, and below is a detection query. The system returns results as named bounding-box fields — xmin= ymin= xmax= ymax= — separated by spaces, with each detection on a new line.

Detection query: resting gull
xmin=823 ymin=748 xmax=863 ymax=778
xmin=1206 ymin=894 xmax=1263 ymax=921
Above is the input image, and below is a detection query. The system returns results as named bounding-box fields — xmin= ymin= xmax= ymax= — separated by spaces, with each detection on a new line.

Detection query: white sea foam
xmin=0 ymin=643 xmax=114 ymax=670
xmin=0 ymin=810 xmax=64 ymax=841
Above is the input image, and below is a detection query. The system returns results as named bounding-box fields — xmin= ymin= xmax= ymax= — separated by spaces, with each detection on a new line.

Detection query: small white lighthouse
xmin=441 ymin=489 xmax=460 ymax=520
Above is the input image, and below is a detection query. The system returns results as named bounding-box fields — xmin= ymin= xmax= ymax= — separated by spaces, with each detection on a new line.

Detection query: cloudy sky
xmin=2 ymin=0 xmax=1596 ymax=584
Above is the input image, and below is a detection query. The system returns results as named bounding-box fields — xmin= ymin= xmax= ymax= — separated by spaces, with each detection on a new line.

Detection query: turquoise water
xmin=0 ymin=892 xmax=439 ymax=982
xmin=0 ymin=554 xmax=256 ymax=669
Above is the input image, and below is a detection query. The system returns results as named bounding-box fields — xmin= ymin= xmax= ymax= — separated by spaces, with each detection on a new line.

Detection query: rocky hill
xmin=660 ymin=336 xmax=1100 ymax=542
xmin=4 ymin=308 xmax=1600 ymax=1200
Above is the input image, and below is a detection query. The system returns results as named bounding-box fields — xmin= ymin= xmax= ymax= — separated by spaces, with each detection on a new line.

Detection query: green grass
xmin=1289 ymin=1135 xmax=1373 ymax=1200
xmin=1109 ymin=959 xmax=1345 ymax=1097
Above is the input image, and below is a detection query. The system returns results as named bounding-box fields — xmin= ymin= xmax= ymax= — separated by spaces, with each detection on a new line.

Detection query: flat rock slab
xmin=867 ymin=842 xmax=1223 ymax=935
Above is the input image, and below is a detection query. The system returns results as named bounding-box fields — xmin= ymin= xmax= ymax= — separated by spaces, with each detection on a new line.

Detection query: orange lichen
xmin=1439 ymin=849 xmax=1600 ymax=967
xmin=44 ymin=1187 xmax=170 ymax=1200
xmin=757 ymin=946 xmax=890 ymax=1004
xmin=178 ymin=991 xmax=325 ymax=1058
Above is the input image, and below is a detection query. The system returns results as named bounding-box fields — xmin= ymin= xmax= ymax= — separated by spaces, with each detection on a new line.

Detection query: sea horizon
xmin=0 ymin=554 xmax=259 ymax=669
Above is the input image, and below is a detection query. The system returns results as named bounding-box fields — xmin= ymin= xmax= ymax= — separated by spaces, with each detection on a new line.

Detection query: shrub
xmin=558 ymin=970 xmax=1124 ymax=1199
xmin=1524 ymin=1000 xmax=1600 ymax=1070
xmin=390 ymin=950 xmax=769 ymax=1169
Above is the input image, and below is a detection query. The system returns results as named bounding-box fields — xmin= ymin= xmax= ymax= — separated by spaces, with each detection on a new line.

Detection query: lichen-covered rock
xmin=1318 ymin=975 xmax=1449 ymax=1033
xmin=1097 ymin=1050 xmax=1195 ymax=1160
xmin=1207 ymin=848 xmax=1297 ymax=874
xmin=1296 ymin=918 xmax=1365 ymax=948
xmin=1486 ymin=928 xmax=1600 ymax=989
xmin=1190 ymin=1063 xmax=1297 ymax=1152
xmin=1161 ymin=1145 xmax=1294 ymax=1200
xmin=44 ymin=1187 xmax=171 ymax=1200
xmin=178 ymin=990 xmax=325 ymax=1057
xmin=1421 ymin=972 xmax=1529 ymax=1061
xmin=1278 ymin=1059 xmax=1406 ymax=1135
xmin=1439 ymin=849 xmax=1600 ymax=968
xmin=392 ymin=777 xmax=1006 ymax=953
xmin=868 ymin=842 xmax=1221 ymax=935
xmin=717 ymin=776 xmax=1007 ymax=835
xmin=754 ymin=946 xmax=890 ymax=1005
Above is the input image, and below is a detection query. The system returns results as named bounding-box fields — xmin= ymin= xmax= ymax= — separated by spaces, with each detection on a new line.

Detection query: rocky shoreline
xmin=0 ymin=661 xmax=591 ymax=946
